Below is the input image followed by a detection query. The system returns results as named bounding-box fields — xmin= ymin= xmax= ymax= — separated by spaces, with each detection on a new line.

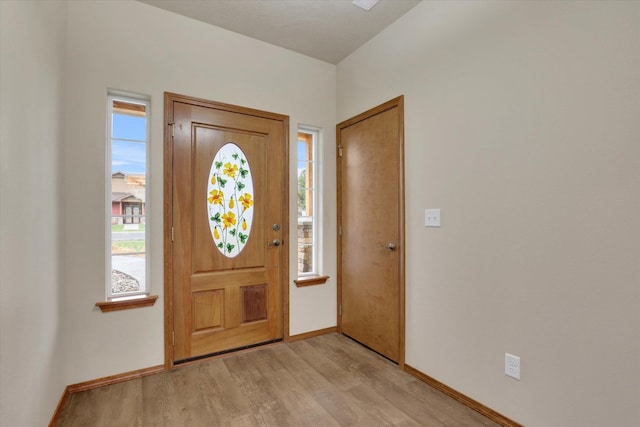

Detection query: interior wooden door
xmin=166 ymin=93 xmax=288 ymax=363
xmin=337 ymin=96 xmax=404 ymax=364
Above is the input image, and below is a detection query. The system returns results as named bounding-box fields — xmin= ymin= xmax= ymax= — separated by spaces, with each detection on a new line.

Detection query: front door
xmin=337 ymin=96 xmax=405 ymax=364
xmin=124 ymin=205 xmax=133 ymax=224
xmin=166 ymin=93 xmax=288 ymax=363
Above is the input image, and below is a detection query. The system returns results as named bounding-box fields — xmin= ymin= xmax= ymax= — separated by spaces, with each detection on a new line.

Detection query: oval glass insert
xmin=207 ymin=143 xmax=254 ymax=257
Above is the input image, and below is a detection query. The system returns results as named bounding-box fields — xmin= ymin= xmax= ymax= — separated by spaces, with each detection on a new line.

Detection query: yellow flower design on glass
xmin=239 ymin=193 xmax=253 ymax=211
xmin=222 ymin=211 xmax=236 ymax=229
xmin=208 ymin=143 xmax=254 ymax=258
xmin=223 ymin=162 xmax=238 ymax=178
xmin=208 ymin=189 xmax=224 ymax=205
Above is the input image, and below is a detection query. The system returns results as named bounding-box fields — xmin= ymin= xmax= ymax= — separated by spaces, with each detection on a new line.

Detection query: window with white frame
xmin=107 ymin=93 xmax=150 ymax=298
xmin=297 ymin=127 xmax=320 ymax=277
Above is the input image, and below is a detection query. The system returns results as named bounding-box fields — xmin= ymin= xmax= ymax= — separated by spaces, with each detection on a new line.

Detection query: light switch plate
xmin=425 ymin=209 xmax=441 ymax=227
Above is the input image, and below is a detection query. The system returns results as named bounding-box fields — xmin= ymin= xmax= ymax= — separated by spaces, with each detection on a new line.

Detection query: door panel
xmin=133 ymin=206 xmax=140 ymax=224
xmin=168 ymin=96 xmax=288 ymax=362
xmin=338 ymin=97 xmax=404 ymax=363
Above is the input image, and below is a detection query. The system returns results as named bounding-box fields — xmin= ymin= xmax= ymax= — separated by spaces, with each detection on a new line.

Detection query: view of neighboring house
xmin=111 ymin=172 xmax=145 ymax=225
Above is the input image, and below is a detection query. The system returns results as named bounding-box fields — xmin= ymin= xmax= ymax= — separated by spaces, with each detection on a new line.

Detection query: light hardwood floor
xmin=57 ymin=333 xmax=499 ymax=426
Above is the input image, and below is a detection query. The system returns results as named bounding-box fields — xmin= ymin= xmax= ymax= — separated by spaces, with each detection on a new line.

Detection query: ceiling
xmin=138 ymin=0 xmax=421 ymax=64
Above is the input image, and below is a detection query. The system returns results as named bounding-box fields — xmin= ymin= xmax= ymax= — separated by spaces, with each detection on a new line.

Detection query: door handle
xmin=268 ymin=239 xmax=281 ymax=247
xmin=377 ymin=242 xmax=396 ymax=251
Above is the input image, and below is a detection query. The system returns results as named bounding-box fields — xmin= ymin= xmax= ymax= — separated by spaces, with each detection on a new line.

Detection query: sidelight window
xmin=107 ymin=93 xmax=150 ymax=298
xmin=297 ymin=128 xmax=320 ymax=277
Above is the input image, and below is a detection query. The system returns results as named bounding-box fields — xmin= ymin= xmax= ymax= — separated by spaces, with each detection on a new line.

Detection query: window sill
xmin=96 ymin=294 xmax=158 ymax=312
xmin=294 ymin=275 xmax=329 ymax=287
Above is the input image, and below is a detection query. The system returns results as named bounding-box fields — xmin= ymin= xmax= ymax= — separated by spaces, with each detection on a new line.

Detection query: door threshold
xmin=174 ymin=338 xmax=283 ymax=365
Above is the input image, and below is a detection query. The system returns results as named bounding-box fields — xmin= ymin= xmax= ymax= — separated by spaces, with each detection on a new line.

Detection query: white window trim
xmin=106 ymin=91 xmax=151 ymax=299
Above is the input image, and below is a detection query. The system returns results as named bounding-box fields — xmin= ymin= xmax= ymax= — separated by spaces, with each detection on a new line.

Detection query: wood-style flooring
xmin=56 ymin=333 xmax=499 ymax=426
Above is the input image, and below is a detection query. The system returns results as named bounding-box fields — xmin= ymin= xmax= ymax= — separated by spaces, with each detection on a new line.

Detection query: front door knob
xmin=269 ymin=239 xmax=281 ymax=247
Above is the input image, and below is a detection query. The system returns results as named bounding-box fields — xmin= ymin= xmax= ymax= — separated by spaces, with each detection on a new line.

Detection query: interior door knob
xmin=377 ymin=241 xmax=396 ymax=251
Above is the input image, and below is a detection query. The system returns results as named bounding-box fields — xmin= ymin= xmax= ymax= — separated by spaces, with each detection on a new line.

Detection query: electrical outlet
xmin=425 ymin=209 xmax=441 ymax=227
xmin=505 ymin=353 xmax=520 ymax=380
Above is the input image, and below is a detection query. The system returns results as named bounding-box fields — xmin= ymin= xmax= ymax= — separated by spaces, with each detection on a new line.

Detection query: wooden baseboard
xmin=67 ymin=364 xmax=165 ymax=394
xmin=48 ymin=386 xmax=70 ymax=427
xmin=404 ymin=364 xmax=524 ymax=427
xmin=286 ymin=326 xmax=337 ymax=343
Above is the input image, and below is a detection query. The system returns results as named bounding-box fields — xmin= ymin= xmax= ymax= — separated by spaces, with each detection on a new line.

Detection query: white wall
xmin=62 ymin=0 xmax=337 ymax=384
xmin=337 ymin=1 xmax=640 ymax=426
xmin=0 ymin=1 xmax=68 ymax=425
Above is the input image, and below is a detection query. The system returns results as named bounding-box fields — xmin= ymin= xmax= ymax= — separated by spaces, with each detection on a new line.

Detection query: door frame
xmin=163 ymin=92 xmax=290 ymax=369
xmin=336 ymin=96 xmax=405 ymax=367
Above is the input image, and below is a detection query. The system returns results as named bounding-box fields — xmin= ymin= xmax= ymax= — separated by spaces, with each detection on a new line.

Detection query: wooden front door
xmin=337 ymin=96 xmax=405 ymax=364
xmin=166 ymin=93 xmax=288 ymax=363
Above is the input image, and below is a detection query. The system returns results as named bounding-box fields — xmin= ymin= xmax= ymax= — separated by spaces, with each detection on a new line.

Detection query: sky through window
xmin=112 ymin=114 xmax=146 ymax=174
